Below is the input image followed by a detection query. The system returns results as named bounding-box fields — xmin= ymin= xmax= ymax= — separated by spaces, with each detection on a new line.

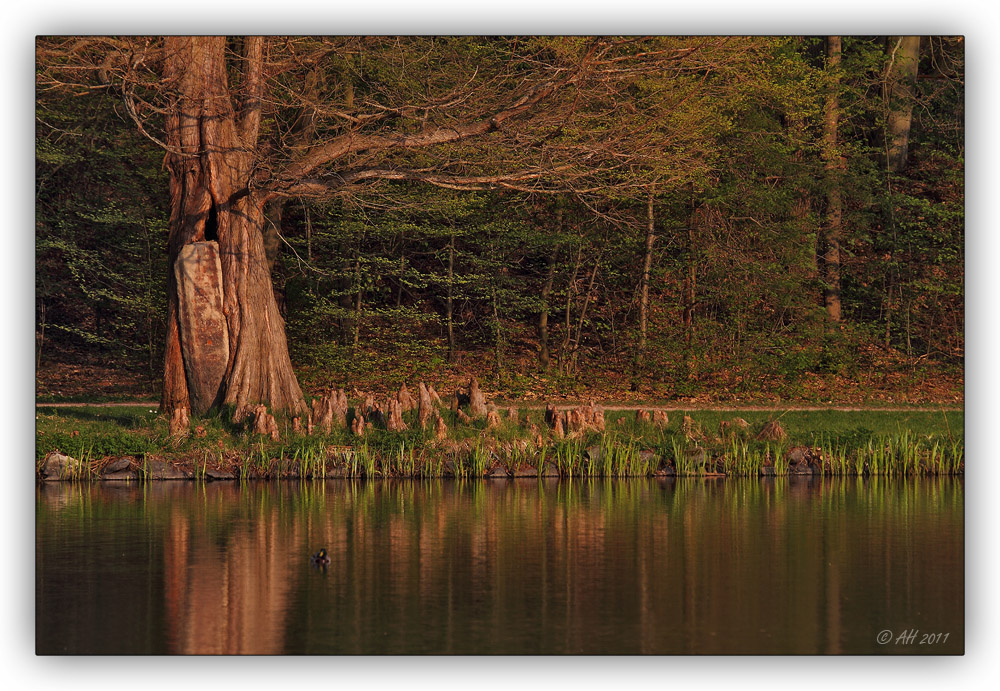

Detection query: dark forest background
xmin=35 ymin=36 xmax=963 ymax=403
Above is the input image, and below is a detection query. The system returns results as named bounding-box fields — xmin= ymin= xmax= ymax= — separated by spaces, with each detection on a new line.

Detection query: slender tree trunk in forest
xmin=570 ymin=255 xmax=601 ymax=372
xmin=160 ymin=36 xmax=306 ymax=418
xmin=885 ymin=36 xmax=921 ymax=173
xmin=353 ymin=253 xmax=362 ymax=349
xmin=446 ymin=231 xmax=456 ymax=362
xmin=538 ymin=210 xmax=560 ymax=370
xmin=492 ymin=279 xmax=503 ymax=377
xmin=558 ymin=241 xmax=583 ymax=375
xmin=879 ymin=37 xmax=919 ymax=347
xmin=36 ymin=299 xmax=46 ymax=371
xmin=821 ymin=36 xmax=845 ymax=324
xmin=538 ymin=243 xmax=557 ymax=370
xmin=638 ymin=186 xmax=656 ymax=352
xmin=683 ymin=190 xmax=697 ymax=347
xmin=683 ymin=228 xmax=696 ymax=347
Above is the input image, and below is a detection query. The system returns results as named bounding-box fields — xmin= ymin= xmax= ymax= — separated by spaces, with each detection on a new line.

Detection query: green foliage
xmin=36 ymin=84 xmax=169 ymax=383
xmin=36 ymin=37 xmax=963 ymax=402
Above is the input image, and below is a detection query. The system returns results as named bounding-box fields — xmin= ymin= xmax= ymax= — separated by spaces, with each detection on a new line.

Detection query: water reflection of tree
xmin=38 ymin=477 xmax=962 ymax=654
xmin=163 ymin=484 xmax=306 ymax=654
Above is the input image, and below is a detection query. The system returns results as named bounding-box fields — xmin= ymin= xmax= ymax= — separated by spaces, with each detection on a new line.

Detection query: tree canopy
xmin=35 ymin=36 xmax=964 ymax=406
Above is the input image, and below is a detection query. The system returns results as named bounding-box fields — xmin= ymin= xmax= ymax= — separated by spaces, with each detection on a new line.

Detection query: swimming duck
xmin=311 ymin=548 xmax=331 ymax=566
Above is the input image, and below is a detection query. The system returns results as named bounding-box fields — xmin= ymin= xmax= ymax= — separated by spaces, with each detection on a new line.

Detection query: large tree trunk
xmin=821 ymin=36 xmax=845 ymax=323
xmin=160 ymin=37 xmax=306 ymax=418
xmin=885 ymin=36 xmax=921 ymax=173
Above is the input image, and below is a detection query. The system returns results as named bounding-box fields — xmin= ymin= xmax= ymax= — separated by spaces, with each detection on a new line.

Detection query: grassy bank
xmin=36 ymin=401 xmax=964 ymax=480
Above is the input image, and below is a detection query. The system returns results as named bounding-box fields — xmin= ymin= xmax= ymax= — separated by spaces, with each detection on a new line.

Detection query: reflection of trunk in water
xmin=162 ymin=489 xmax=304 ymax=654
xmin=36 ymin=478 xmax=963 ymax=654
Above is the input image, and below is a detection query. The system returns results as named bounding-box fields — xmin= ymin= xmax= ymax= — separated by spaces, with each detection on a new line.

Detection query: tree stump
xmin=333 ymin=389 xmax=349 ymax=427
xmin=457 ymin=409 xmax=472 ymax=424
xmin=292 ymin=417 xmax=302 ymax=434
xmin=397 ymin=383 xmax=416 ymax=412
xmin=584 ymin=401 xmax=605 ymax=431
xmin=387 ymin=398 xmax=408 ymax=432
xmin=553 ymin=414 xmax=565 ymax=439
xmin=434 ymin=413 xmax=448 ymax=442
xmin=428 ymin=384 xmax=443 ymax=406
xmin=636 ymin=409 xmax=652 ymax=424
xmin=169 ymin=407 xmax=190 ymax=439
xmin=567 ymin=408 xmax=585 ymax=434
xmin=311 ymin=393 xmax=334 ymax=434
xmin=469 ymin=377 xmax=488 ymax=418
xmin=417 ymin=382 xmax=434 ymax=429
xmin=544 ymin=403 xmax=558 ymax=426
xmin=506 ymin=406 xmax=518 ymax=422
xmin=351 ymin=412 xmax=366 ymax=437
xmin=592 ymin=406 xmax=606 ymax=432
xmin=486 ymin=404 xmax=502 ymax=429
xmin=652 ymin=410 xmax=669 ymax=427
xmin=252 ymin=404 xmax=280 ymax=441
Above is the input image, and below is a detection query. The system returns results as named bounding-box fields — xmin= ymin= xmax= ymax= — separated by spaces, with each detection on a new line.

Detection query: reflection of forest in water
xmin=36 ymin=477 xmax=964 ymax=654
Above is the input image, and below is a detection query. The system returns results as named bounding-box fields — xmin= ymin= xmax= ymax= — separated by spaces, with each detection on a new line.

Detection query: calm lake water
xmin=36 ymin=476 xmax=963 ymax=655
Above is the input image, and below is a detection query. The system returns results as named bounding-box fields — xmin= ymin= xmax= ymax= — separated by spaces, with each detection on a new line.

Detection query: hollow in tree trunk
xmin=160 ymin=36 xmax=306 ymax=418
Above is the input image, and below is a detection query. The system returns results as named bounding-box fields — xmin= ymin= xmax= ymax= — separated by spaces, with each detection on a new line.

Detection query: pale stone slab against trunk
xmin=174 ymin=241 xmax=229 ymax=414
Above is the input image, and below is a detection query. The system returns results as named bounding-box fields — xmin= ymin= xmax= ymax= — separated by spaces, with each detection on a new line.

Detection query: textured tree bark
xmin=885 ymin=36 xmax=921 ymax=173
xmin=417 ymin=382 xmax=434 ymax=429
xmin=468 ymin=377 xmax=488 ymax=418
xmin=160 ymin=37 xmax=306 ymax=419
xmin=397 ymin=383 xmax=416 ymax=412
xmin=821 ymin=36 xmax=845 ymax=323
xmin=386 ymin=398 xmax=407 ymax=432
xmin=173 ymin=242 xmax=229 ymax=413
